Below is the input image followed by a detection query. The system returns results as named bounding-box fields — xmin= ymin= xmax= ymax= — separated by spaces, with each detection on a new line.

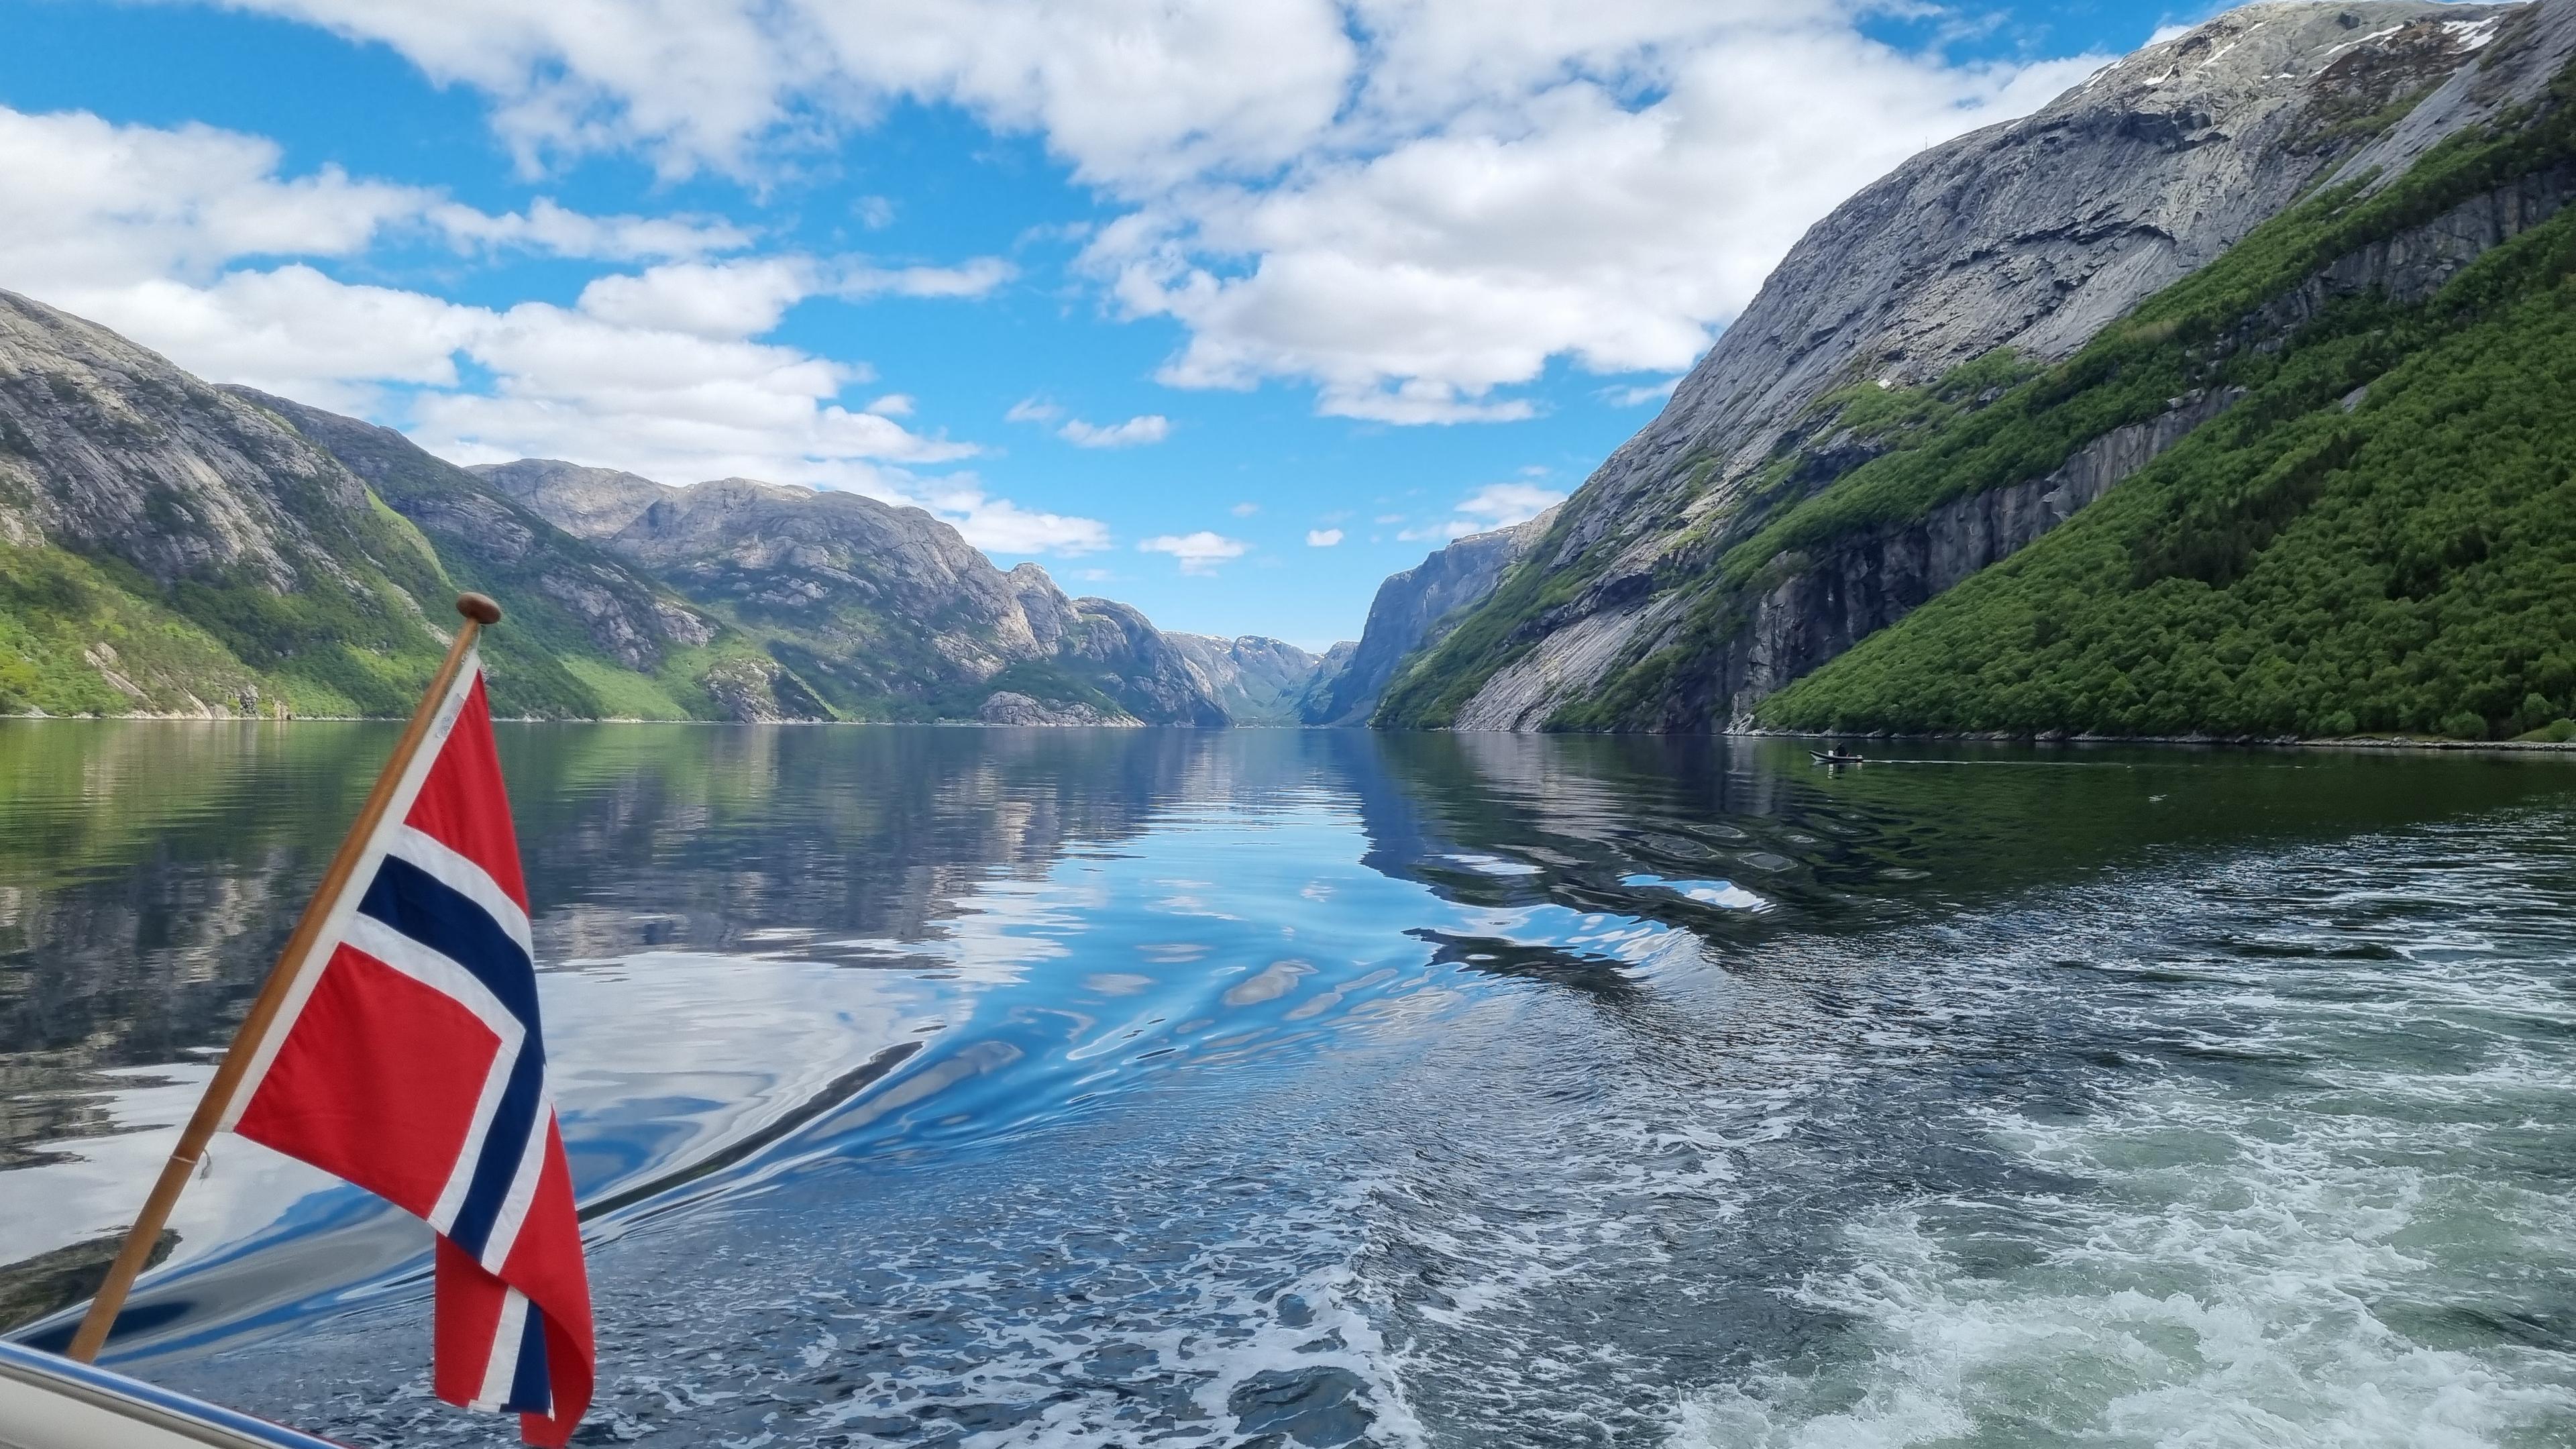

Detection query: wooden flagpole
xmin=66 ymin=592 xmax=505 ymax=1364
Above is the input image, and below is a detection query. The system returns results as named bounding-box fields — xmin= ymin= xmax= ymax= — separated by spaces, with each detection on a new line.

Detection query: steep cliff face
xmin=0 ymin=290 xmax=1234 ymax=724
xmin=1764 ymin=151 xmax=2576 ymax=740
xmin=1583 ymin=2 xmax=2518 ymax=526
xmin=0 ymin=289 xmax=849 ymax=720
xmin=1377 ymin=0 xmax=2571 ymax=733
xmin=1295 ymin=641 xmax=1358 ymax=719
xmin=1723 ymin=386 xmax=2247 ymax=722
xmin=229 ymin=392 xmax=718 ymax=669
xmin=478 ymin=458 xmax=1230 ymax=724
xmin=1055 ymin=598 xmax=1232 ymax=727
xmin=1301 ymin=511 xmax=1552 ymax=725
xmin=0 ymin=290 xmax=592 ymax=717
xmin=1166 ymin=633 xmax=1329 ymax=723
xmin=0 ymin=290 xmax=440 ymax=716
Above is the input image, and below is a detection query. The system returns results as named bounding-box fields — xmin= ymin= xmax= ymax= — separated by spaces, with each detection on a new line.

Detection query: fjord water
xmin=3 ymin=724 xmax=2574 ymax=1446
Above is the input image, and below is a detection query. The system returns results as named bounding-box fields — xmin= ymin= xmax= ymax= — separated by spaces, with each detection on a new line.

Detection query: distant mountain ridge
xmin=1163 ymin=633 xmax=1333 ymax=724
xmin=0 ymin=294 xmax=1230 ymax=724
xmin=474 ymin=459 xmax=1229 ymax=725
xmin=1297 ymin=511 xmax=1552 ymax=726
xmin=0 ymin=289 xmax=700 ymax=720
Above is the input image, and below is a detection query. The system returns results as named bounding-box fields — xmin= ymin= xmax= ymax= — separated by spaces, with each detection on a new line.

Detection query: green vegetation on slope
xmin=237 ymin=392 xmax=722 ymax=720
xmin=0 ymin=543 xmax=266 ymax=715
xmin=1385 ymin=57 xmax=2576 ymax=735
xmin=1760 ymin=198 xmax=2576 ymax=741
xmin=1368 ymin=522 xmax=1610 ymax=729
xmin=1713 ymin=75 xmax=2576 ymax=582
xmin=0 ymin=490 xmax=461 ymax=720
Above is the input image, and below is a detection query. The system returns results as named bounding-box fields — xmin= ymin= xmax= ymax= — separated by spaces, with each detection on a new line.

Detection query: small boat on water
xmin=0 ymin=1338 xmax=338 ymax=1448
xmin=1810 ymin=749 xmax=1865 ymax=765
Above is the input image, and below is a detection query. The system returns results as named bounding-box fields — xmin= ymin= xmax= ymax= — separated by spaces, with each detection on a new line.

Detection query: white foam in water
xmin=1444 ymin=852 xmax=1544 ymax=876
xmin=1672 ymin=818 xmax=2576 ymax=1448
xmin=111 ymin=777 xmax=2576 ymax=1447
xmin=1619 ymin=873 xmax=1770 ymax=910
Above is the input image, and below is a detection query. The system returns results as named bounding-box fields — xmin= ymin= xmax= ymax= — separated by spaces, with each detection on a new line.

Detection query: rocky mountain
xmin=0 ymin=292 xmax=1229 ymax=725
xmin=0 ymin=289 xmax=711 ymax=720
xmin=1295 ymin=641 xmax=1358 ymax=718
xmin=1165 ymin=633 xmax=1335 ymax=724
xmin=1377 ymin=0 xmax=2576 ymax=737
xmin=215 ymin=390 xmax=833 ymax=720
xmin=475 ymin=459 xmax=1229 ymax=726
xmin=1299 ymin=511 xmax=1553 ymax=725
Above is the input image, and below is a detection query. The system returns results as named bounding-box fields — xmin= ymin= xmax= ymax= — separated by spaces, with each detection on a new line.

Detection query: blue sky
xmin=0 ymin=0 xmax=2204 ymax=648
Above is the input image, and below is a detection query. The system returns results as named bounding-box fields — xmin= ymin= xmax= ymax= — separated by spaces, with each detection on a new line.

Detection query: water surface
xmin=3 ymin=722 xmax=2572 ymax=1445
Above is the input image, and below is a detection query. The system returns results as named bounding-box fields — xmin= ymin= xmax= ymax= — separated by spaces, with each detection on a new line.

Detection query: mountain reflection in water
xmin=4 ymin=723 xmax=2574 ymax=1445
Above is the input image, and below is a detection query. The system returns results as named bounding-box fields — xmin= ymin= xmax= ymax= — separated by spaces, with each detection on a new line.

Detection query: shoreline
xmin=1740 ymin=727 xmax=2576 ymax=755
xmin=10 ymin=712 xmax=2576 ymax=753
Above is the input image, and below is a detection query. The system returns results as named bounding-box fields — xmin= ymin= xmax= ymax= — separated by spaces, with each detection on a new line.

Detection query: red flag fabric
xmin=222 ymin=657 xmax=594 ymax=1446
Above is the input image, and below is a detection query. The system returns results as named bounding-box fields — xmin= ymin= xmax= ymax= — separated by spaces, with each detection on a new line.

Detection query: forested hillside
xmin=1762 ymin=144 xmax=2576 ymax=739
xmin=1374 ymin=1 xmax=2576 ymax=741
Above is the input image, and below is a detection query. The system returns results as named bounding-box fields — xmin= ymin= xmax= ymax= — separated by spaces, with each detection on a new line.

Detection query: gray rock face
xmin=0 ymin=290 xmax=390 ymax=598
xmin=1396 ymin=1 xmax=2553 ymax=733
xmin=0 ymin=289 xmax=467 ymax=714
xmin=0 ymin=289 xmax=1230 ymax=724
xmin=1057 ymin=597 xmax=1232 ymax=727
xmin=2335 ymin=0 xmax=2576 ymax=182
xmin=476 ymin=458 xmax=1230 ymax=724
xmin=0 ymin=290 xmax=824 ymax=720
xmin=1166 ymin=633 xmax=1328 ymax=723
xmin=1727 ymin=386 xmax=2246 ymax=725
xmin=1295 ymin=641 xmax=1358 ymax=718
xmin=1674 ymin=137 xmax=2576 ymax=731
xmin=229 ymin=390 xmax=716 ymax=672
xmin=1576 ymin=2 xmax=2515 ymax=537
xmin=976 ymin=690 xmax=1140 ymax=727
xmin=480 ymin=462 xmax=1043 ymax=662
xmin=1302 ymin=510 xmax=1555 ymax=724
xmin=471 ymin=460 xmax=672 ymax=541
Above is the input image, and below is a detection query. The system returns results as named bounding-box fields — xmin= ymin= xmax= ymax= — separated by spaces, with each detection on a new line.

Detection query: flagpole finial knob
xmin=455 ymin=592 xmax=503 ymax=626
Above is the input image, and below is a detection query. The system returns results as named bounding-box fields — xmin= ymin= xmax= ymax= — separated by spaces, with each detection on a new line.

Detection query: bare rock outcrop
xmin=1567 ymin=3 xmax=2521 ymax=553
xmin=1371 ymin=1 xmax=2565 ymax=733
xmin=0 ymin=291 xmax=392 ymax=599
xmin=477 ymin=458 xmax=1230 ymax=724
xmin=1165 ymin=634 xmax=1330 ymax=723
xmin=1302 ymin=509 xmax=1554 ymax=725
xmin=229 ymin=390 xmax=718 ymax=674
xmin=977 ymin=690 xmax=1140 ymax=727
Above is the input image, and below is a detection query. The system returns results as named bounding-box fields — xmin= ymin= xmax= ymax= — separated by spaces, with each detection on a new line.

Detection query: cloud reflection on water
xmin=8 ymin=724 xmax=2576 ymax=1444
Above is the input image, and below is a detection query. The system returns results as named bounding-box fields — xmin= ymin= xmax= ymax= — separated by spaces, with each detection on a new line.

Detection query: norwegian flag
xmin=219 ymin=652 xmax=594 ymax=1446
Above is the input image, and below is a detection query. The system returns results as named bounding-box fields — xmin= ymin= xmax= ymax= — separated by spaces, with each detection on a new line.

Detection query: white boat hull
xmin=0 ymin=1340 xmax=339 ymax=1448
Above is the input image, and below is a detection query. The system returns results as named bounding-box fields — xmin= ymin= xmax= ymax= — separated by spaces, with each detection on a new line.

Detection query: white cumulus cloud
xmin=0 ymin=101 xmax=1102 ymax=555
xmin=1458 ymin=482 xmax=1564 ymax=525
xmin=1058 ymin=414 xmax=1171 ymax=448
xmin=1094 ymin=18 xmax=2102 ymax=423
xmin=164 ymin=0 xmax=2108 ymax=425
xmin=574 ymin=257 xmax=815 ymax=338
xmin=1399 ymin=480 xmax=1565 ymax=541
xmin=1139 ymin=531 xmax=1249 ymax=574
xmin=573 ymin=254 xmax=1011 ymax=339
xmin=838 ymin=256 xmax=1015 ymax=299
xmin=0 ymin=105 xmax=743 ymax=302
xmin=1305 ymin=528 xmax=1343 ymax=547
xmin=1007 ymin=398 xmax=1171 ymax=448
